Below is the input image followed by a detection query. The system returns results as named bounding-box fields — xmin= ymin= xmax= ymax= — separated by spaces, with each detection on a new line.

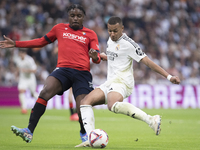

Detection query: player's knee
xmin=80 ymin=95 xmax=91 ymax=105
xmin=39 ymin=88 xmax=47 ymax=97
xmin=39 ymin=87 xmax=52 ymax=100
xmin=80 ymin=99 xmax=91 ymax=106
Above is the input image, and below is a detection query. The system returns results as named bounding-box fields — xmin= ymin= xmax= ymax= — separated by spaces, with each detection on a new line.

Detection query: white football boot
xmin=149 ymin=115 xmax=161 ymax=135
xmin=75 ymin=140 xmax=90 ymax=147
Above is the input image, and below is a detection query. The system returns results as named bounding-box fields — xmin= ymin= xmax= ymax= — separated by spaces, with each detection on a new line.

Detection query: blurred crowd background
xmin=0 ymin=0 xmax=199 ymax=87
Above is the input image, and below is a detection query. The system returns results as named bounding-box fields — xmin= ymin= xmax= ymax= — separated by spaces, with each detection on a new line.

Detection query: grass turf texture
xmin=0 ymin=108 xmax=199 ymax=150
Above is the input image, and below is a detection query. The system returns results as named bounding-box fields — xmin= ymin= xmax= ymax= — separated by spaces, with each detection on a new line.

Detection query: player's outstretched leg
xmin=11 ymin=125 xmax=33 ymax=143
xmin=149 ymin=115 xmax=161 ymax=135
xmin=111 ymin=102 xmax=161 ymax=135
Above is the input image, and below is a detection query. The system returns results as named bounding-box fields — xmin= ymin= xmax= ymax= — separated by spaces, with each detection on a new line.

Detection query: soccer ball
xmin=89 ymin=129 xmax=109 ymax=148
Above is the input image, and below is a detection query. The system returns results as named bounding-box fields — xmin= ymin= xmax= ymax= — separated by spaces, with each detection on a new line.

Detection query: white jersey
xmin=15 ymin=55 xmax=37 ymax=79
xmin=14 ymin=54 xmax=37 ymax=92
xmin=106 ymin=33 xmax=146 ymax=90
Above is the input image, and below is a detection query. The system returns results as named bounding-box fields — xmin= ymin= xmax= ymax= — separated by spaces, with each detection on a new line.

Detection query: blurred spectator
xmin=7 ymin=26 xmax=21 ymax=41
xmin=0 ymin=0 xmax=199 ymax=86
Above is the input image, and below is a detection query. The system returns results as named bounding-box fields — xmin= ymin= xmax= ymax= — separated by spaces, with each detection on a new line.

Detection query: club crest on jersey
xmin=115 ymin=44 xmax=120 ymax=51
xmin=82 ymin=32 xmax=86 ymax=35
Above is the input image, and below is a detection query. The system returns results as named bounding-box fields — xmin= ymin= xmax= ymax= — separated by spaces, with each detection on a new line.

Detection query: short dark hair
xmin=107 ymin=16 xmax=122 ymax=25
xmin=67 ymin=4 xmax=86 ymax=15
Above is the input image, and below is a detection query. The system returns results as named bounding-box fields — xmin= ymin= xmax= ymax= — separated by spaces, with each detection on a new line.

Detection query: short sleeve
xmin=45 ymin=25 xmax=58 ymax=43
xmin=89 ymin=31 xmax=99 ymax=51
xmin=128 ymin=42 xmax=146 ymax=62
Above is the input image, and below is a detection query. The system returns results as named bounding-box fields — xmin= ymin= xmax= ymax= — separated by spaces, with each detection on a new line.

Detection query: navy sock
xmin=28 ymin=98 xmax=47 ymax=133
xmin=79 ymin=118 xmax=86 ymax=134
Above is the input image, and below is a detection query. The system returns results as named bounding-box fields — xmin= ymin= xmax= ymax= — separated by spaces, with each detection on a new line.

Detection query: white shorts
xmin=18 ymin=77 xmax=36 ymax=94
xmin=98 ymin=80 xmax=133 ymax=104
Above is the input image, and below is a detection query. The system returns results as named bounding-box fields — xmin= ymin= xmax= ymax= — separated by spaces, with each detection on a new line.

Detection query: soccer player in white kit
xmin=75 ymin=16 xmax=181 ymax=147
xmin=14 ymin=49 xmax=38 ymax=114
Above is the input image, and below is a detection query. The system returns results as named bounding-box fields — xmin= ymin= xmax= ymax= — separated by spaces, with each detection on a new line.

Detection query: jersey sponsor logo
xmin=115 ymin=44 xmax=120 ymax=51
xmin=107 ymin=51 xmax=118 ymax=61
xmin=63 ymin=32 xmax=87 ymax=44
xmin=108 ymin=56 xmax=114 ymax=61
xmin=136 ymin=47 xmax=144 ymax=56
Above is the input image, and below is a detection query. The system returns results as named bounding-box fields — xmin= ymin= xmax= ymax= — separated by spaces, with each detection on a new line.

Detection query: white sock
xmin=111 ymin=102 xmax=152 ymax=125
xmin=19 ymin=93 xmax=26 ymax=109
xmin=80 ymin=105 xmax=95 ymax=138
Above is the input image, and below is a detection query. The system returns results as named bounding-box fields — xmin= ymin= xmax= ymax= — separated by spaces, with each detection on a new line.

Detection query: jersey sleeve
xmin=44 ymin=25 xmax=57 ymax=43
xmin=89 ymin=31 xmax=99 ymax=51
xmin=15 ymin=37 xmax=49 ymax=48
xmin=15 ymin=25 xmax=58 ymax=48
xmin=128 ymin=42 xmax=146 ymax=62
xmin=89 ymin=31 xmax=101 ymax=64
xmin=92 ymin=52 xmax=101 ymax=64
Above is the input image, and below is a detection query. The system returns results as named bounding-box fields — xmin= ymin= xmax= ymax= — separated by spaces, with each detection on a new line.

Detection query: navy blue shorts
xmin=49 ymin=67 xmax=94 ymax=99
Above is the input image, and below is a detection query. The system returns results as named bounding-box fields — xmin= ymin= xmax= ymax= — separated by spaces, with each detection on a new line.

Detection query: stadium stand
xmin=0 ymin=0 xmax=199 ymax=86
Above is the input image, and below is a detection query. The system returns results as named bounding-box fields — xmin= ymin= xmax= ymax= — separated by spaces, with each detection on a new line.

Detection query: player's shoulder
xmin=120 ymin=34 xmax=139 ymax=49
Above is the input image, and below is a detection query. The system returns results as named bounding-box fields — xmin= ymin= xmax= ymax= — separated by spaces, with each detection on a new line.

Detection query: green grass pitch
xmin=0 ymin=107 xmax=199 ymax=150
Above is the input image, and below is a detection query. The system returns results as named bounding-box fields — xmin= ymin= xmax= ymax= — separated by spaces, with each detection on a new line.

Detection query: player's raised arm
xmin=0 ymin=34 xmax=51 ymax=49
xmin=140 ymin=56 xmax=180 ymax=84
xmin=0 ymin=35 xmax=16 ymax=48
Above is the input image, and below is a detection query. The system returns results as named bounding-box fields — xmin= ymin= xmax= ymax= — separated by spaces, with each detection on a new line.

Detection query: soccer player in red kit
xmin=0 ymin=4 xmax=100 ymax=143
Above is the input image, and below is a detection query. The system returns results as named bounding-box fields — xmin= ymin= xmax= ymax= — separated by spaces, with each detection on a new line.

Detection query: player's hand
xmin=0 ymin=35 xmax=15 ymax=49
xmin=170 ymin=76 xmax=180 ymax=84
xmin=89 ymin=48 xmax=98 ymax=61
xmin=100 ymin=52 xmax=107 ymax=61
